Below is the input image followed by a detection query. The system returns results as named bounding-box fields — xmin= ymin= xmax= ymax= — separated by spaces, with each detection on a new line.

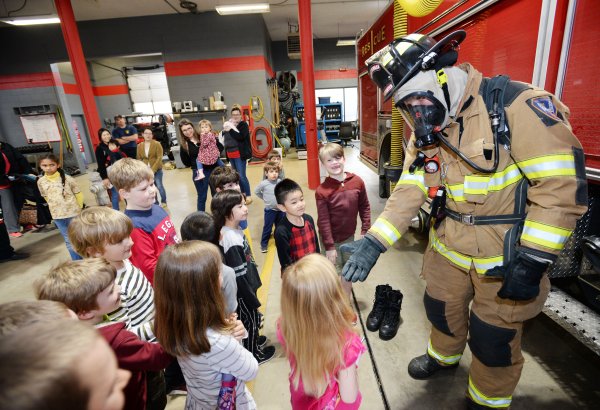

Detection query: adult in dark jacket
xmin=0 ymin=141 xmax=34 ymax=237
xmin=95 ymin=128 xmax=121 ymax=210
xmin=223 ymin=105 xmax=252 ymax=203
xmin=177 ymin=119 xmax=220 ymax=211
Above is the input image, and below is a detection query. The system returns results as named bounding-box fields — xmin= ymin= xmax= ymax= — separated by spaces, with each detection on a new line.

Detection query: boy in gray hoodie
xmin=254 ymin=162 xmax=283 ymax=253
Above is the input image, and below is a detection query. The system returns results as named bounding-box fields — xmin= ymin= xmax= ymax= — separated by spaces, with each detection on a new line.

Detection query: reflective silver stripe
xmin=429 ymin=229 xmax=471 ymax=270
xmin=446 ymin=184 xmax=465 ymax=202
xmin=472 ymin=256 xmax=503 ymax=274
xmin=463 ymin=177 xmax=489 ymax=195
xmin=427 ymin=340 xmax=462 ymax=365
xmin=468 ymin=376 xmax=512 ymax=408
xmin=370 ymin=218 xmax=401 ymax=246
xmin=519 ymin=154 xmax=576 ymax=179
xmin=398 ymin=171 xmax=427 ymax=196
xmin=487 ymin=165 xmax=523 ymax=191
xmin=521 ymin=220 xmax=571 ymax=250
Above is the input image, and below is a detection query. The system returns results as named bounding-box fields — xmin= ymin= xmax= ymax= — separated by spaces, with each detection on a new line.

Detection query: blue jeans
xmin=261 ymin=208 xmax=283 ymax=249
xmin=54 ymin=217 xmax=82 ymax=260
xmin=229 ymin=157 xmax=251 ymax=197
xmin=192 ymin=159 xmax=224 ymax=211
xmin=110 ymin=186 xmax=120 ymax=210
xmin=154 ymin=169 xmax=167 ymax=205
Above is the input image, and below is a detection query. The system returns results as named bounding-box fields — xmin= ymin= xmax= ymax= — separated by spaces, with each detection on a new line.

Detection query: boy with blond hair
xmin=108 ymin=158 xmax=179 ymax=283
xmin=255 ymin=161 xmax=284 ymax=252
xmin=69 ymin=206 xmax=155 ymax=341
xmin=0 ymin=320 xmax=131 ymax=410
xmin=35 ymin=258 xmax=173 ymax=410
xmin=316 ymin=143 xmax=371 ymax=296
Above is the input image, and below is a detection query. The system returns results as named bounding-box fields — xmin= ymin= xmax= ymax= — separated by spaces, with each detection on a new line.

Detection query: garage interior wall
xmin=0 ymin=12 xmax=356 ymax=153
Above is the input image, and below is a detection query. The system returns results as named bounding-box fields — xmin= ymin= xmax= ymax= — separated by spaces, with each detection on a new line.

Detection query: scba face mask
xmin=397 ymin=91 xmax=447 ymax=148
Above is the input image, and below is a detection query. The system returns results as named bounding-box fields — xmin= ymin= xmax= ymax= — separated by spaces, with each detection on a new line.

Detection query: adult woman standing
xmin=223 ymin=105 xmax=252 ymax=203
xmin=137 ymin=128 xmax=167 ymax=207
xmin=94 ymin=128 xmax=120 ymax=210
xmin=178 ymin=119 xmax=222 ymax=211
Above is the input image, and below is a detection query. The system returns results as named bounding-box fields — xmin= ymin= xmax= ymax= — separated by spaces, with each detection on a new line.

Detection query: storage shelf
xmin=294 ymin=103 xmax=343 ymax=147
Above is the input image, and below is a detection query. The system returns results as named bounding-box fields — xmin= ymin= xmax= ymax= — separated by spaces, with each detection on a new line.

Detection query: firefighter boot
xmin=379 ymin=289 xmax=403 ymax=340
xmin=408 ymin=353 xmax=459 ymax=379
xmin=366 ymin=284 xmax=392 ymax=331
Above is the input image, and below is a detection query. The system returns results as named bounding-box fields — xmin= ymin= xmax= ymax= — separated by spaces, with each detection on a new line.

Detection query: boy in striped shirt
xmin=68 ymin=206 xmax=155 ymax=341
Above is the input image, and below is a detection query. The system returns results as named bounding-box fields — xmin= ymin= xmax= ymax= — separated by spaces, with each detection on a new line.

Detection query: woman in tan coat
xmin=137 ymin=128 xmax=167 ymax=206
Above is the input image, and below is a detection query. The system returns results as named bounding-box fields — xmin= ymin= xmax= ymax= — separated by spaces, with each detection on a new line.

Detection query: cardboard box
xmin=297 ymin=150 xmax=307 ymax=160
xmin=209 ymin=96 xmax=215 ymax=110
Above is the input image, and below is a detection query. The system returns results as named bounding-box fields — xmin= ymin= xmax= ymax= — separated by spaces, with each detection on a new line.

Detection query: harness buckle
xmin=461 ymin=213 xmax=475 ymax=225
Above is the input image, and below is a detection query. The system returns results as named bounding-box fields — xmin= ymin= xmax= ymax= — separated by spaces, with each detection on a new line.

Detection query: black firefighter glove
xmin=340 ymin=235 xmax=386 ymax=283
xmin=485 ymin=250 xmax=550 ymax=301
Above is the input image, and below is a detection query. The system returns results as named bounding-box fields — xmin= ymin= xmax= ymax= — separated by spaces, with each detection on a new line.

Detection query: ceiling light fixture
xmin=2 ymin=16 xmax=60 ymax=26
xmin=215 ymin=3 xmax=270 ymax=15
xmin=336 ymin=39 xmax=356 ymax=46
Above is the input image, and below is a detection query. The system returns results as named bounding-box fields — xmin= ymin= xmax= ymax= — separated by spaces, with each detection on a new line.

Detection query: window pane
xmin=343 ymin=87 xmax=358 ymax=122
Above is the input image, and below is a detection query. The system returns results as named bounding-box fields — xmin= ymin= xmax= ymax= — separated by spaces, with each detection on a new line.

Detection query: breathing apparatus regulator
xmin=366 ymin=30 xmax=504 ymax=174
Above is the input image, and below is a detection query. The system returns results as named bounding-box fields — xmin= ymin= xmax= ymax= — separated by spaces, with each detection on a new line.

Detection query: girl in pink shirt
xmin=277 ymin=253 xmax=366 ymax=409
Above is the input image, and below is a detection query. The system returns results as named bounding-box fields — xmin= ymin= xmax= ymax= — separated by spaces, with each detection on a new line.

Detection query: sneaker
xmin=258 ymin=335 xmax=268 ymax=348
xmin=194 ymin=169 xmax=205 ymax=181
xmin=161 ymin=203 xmax=168 ymax=209
xmin=9 ymin=232 xmax=23 ymax=238
xmin=256 ymin=345 xmax=276 ymax=365
xmin=245 ymin=196 xmax=253 ymax=205
xmin=261 ymin=247 xmax=268 ymax=253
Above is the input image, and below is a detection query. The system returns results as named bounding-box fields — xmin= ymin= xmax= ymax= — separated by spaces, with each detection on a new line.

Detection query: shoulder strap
xmin=479 ymin=75 xmax=529 ymax=145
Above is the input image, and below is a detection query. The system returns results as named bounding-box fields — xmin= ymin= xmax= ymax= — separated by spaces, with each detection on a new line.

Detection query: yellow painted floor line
xmin=247 ymin=237 xmax=276 ymax=392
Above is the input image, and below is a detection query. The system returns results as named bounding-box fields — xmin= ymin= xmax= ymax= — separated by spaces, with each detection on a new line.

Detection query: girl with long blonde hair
xmin=154 ymin=240 xmax=258 ymax=409
xmin=278 ymin=253 xmax=366 ymax=409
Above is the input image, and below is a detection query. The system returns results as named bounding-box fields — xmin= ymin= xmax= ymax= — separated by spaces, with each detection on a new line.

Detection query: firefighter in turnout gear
xmin=342 ymin=31 xmax=588 ymax=409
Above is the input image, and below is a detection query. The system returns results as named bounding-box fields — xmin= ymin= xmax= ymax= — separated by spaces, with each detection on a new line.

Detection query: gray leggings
xmin=0 ymin=188 xmax=19 ymax=233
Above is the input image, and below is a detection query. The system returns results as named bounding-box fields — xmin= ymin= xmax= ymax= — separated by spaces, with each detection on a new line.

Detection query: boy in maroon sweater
xmin=35 ymin=258 xmax=173 ymax=410
xmin=316 ymin=143 xmax=371 ymax=297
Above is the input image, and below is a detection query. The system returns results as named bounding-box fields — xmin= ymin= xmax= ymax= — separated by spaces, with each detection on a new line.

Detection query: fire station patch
xmin=526 ymin=96 xmax=561 ymax=126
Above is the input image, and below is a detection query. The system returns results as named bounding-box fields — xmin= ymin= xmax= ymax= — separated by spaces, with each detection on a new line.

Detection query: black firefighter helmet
xmin=365 ymin=30 xmax=466 ymax=102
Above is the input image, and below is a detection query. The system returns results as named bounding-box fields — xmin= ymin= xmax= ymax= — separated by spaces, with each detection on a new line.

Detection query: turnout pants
xmin=421 ymin=248 xmax=550 ymax=408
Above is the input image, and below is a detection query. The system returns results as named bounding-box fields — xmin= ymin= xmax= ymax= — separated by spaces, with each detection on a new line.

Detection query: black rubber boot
xmin=407 ymin=353 xmax=459 ymax=379
xmin=379 ymin=289 xmax=403 ymax=340
xmin=366 ymin=284 xmax=392 ymax=331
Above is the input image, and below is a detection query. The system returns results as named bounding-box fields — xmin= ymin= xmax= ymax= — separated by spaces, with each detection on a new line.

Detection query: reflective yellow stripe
xmin=464 ymin=164 xmax=523 ymax=196
xmin=468 ymin=376 xmax=512 ymax=408
xmin=446 ymin=183 xmax=465 ymax=202
xmin=427 ymin=340 xmax=462 ymax=365
xmin=370 ymin=218 xmax=401 ymax=246
xmin=397 ymin=170 xmax=427 ymax=196
xmin=521 ymin=220 xmax=572 ymax=251
xmin=430 ymin=229 xmax=503 ymax=273
xmin=518 ymin=154 xmax=576 ymax=179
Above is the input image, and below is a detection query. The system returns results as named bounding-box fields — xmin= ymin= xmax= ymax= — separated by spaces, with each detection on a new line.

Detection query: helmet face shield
xmin=396 ymin=91 xmax=447 ymax=148
xmin=367 ymin=62 xmax=394 ymax=97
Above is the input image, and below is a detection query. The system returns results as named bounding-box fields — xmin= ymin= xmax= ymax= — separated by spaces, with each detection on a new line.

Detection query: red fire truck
xmin=357 ymin=0 xmax=600 ymax=354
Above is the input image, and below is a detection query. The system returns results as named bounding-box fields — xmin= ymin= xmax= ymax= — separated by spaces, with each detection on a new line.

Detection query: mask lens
xmin=396 ymin=92 xmax=447 ymax=148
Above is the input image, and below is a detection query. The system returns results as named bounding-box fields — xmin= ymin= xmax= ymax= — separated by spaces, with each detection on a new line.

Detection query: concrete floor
xmin=1 ymin=145 xmax=599 ymax=409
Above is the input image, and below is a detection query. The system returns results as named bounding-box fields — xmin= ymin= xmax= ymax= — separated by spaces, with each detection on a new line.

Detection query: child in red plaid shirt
xmin=274 ymin=179 xmax=320 ymax=274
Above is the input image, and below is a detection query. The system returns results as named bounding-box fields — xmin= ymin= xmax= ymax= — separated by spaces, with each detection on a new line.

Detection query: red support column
xmin=54 ymin=0 xmax=101 ymax=146
xmin=298 ymin=0 xmax=320 ymax=189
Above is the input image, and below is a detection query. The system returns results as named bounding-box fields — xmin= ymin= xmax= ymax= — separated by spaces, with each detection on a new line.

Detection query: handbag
xmin=216 ymin=373 xmax=236 ymax=410
xmin=18 ymin=203 xmax=38 ymax=226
